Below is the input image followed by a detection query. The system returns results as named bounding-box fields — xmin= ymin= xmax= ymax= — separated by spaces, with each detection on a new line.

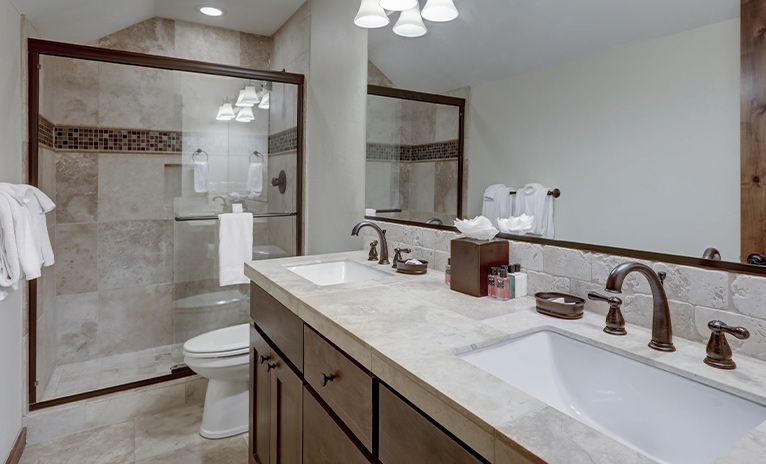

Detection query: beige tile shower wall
xmin=362 ymin=221 xmax=766 ymax=362
xmin=41 ymin=18 xmax=274 ymax=371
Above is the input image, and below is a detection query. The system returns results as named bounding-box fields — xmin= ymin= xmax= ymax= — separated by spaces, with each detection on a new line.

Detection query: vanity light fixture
xmin=235 ymin=106 xmax=255 ymax=122
xmin=393 ymin=4 xmax=427 ymax=38
xmin=197 ymin=5 xmax=224 ymax=17
xmin=216 ymin=100 xmax=236 ymax=120
xmin=421 ymin=0 xmax=458 ymax=22
xmin=257 ymin=92 xmax=270 ymax=110
xmin=235 ymin=85 xmax=260 ymax=107
xmin=354 ymin=0 xmax=390 ymax=29
xmin=355 ymin=0 xmax=457 ymax=37
xmin=379 ymin=0 xmax=417 ymax=11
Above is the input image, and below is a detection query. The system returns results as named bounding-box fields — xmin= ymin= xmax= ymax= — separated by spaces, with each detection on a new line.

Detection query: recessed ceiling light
xmin=197 ymin=6 xmax=224 ymax=17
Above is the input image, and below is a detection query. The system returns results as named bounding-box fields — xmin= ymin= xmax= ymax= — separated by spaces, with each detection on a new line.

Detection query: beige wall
xmin=0 ymin=1 xmax=24 ymax=460
xmin=305 ymin=0 xmax=369 ymax=254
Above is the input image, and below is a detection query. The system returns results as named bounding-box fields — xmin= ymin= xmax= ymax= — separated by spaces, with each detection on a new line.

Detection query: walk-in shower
xmin=27 ymin=39 xmax=304 ymax=409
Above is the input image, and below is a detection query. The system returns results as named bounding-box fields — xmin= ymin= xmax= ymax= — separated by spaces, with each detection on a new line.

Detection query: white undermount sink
xmin=459 ymin=330 xmax=766 ymax=464
xmin=287 ymin=260 xmax=390 ymax=286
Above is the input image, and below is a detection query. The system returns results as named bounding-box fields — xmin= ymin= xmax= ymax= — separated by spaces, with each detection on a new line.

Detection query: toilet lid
xmin=183 ymin=323 xmax=250 ymax=358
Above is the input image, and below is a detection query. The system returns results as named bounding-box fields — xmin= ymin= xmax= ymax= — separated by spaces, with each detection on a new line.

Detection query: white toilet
xmin=183 ymin=323 xmax=250 ymax=439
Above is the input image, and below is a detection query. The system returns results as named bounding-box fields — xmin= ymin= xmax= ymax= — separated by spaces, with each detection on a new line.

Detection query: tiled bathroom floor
xmin=20 ymin=403 xmax=247 ymax=463
xmin=41 ymin=345 xmax=180 ymax=401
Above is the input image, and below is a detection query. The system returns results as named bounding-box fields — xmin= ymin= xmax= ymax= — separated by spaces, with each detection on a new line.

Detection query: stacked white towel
xmin=218 ymin=212 xmax=253 ymax=287
xmin=194 ymin=161 xmax=209 ymax=193
xmin=247 ymin=162 xmax=263 ymax=195
xmin=0 ymin=183 xmax=55 ymax=301
xmin=481 ymin=184 xmax=513 ymax=229
xmin=512 ymin=183 xmax=554 ymax=238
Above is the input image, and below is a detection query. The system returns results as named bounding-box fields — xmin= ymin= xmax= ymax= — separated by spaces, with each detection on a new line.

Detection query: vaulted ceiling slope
xmin=369 ymin=0 xmax=739 ymax=93
xmin=9 ymin=0 xmax=305 ymax=43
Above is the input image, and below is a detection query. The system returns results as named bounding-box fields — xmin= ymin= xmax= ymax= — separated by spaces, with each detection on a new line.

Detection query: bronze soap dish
xmin=535 ymin=292 xmax=585 ymax=319
xmin=396 ymin=260 xmax=428 ymax=275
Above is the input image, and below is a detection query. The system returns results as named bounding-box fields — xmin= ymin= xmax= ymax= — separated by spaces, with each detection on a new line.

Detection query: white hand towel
xmin=218 ymin=212 xmax=253 ymax=287
xmin=247 ymin=162 xmax=263 ymax=195
xmin=0 ymin=189 xmax=41 ymax=280
xmin=514 ymin=184 xmax=554 ymax=239
xmin=0 ymin=184 xmax=55 ymax=267
xmin=481 ymin=184 xmax=513 ymax=229
xmin=0 ymin=194 xmax=20 ymax=300
xmin=194 ymin=161 xmax=209 ymax=193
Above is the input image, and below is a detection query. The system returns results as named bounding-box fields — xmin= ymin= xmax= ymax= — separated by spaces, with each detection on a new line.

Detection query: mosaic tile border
xmin=268 ymin=127 xmax=298 ymax=154
xmin=39 ymin=123 xmax=299 ymax=155
xmin=39 ymin=116 xmax=55 ymax=149
xmin=366 ymin=139 xmax=459 ymax=162
xmin=53 ymin=126 xmax=183 ymax=153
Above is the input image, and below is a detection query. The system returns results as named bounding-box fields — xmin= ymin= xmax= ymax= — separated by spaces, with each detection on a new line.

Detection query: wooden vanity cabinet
xmin=249 ymin=324 xmax=303 ymax=464
xmin=303 ymin=385 xmax=376 ymax=464
xmin=379 ymin=384 xmax=485 ymax=464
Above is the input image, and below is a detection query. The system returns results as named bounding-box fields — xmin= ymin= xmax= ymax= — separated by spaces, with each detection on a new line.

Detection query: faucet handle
xmin=658 ymin=271 xmax=667 ymax=285
xmin=588 ymin=292 xmax=627 ymax=336
xmin=705 ymin=320 xmax=750 ymax=370
xmin=368 ymin=240 xmax=378 ymax=261
xmin=392 ymin=247 xmax=411 ymax=268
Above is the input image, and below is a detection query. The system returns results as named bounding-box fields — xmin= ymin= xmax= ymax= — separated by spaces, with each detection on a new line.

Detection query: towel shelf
xmin=510 ymin=188 xmax=560 ymax=198
xmin=174 ymin=212 xmax=298 ymax=222
xmin=375 ymin=208 xmax=403 ymax=213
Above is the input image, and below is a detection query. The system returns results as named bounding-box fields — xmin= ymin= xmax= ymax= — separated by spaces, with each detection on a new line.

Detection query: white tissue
xmin=497 ymin=214 xmax=535 ymax=235
xmin=405 ymin=258 xmax=423 ymax=265
xmin=453 ymin=216 xmax=499 ymax=241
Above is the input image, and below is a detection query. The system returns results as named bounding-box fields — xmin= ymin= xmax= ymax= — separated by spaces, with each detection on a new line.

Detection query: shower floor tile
xmin=41 ymin=344 xmax=184 ymax=401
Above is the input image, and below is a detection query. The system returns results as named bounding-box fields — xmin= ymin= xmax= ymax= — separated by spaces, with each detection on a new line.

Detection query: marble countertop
xmin=245 ymin=251 xmax=766 ymax=464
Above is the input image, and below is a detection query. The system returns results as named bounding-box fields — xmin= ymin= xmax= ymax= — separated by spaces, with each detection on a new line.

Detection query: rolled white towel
xmin=194 ymin=161 xmax=209 ymax=193
xmin=247 ymin=161 xmax=263 ymax=195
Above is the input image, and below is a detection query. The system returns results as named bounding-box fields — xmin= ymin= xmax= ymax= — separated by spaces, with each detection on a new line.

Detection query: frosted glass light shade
xmin=258 ymin=92 xmax=270 ymax=110
xmin=235 ymin=86 xmax=260 ymax=107
xmin=421 ymin=0 xmax=458 ymax=22
xmin=379 ymin=0 xmax=417 ymax=11
xmin=354 ymin=0 xmax=389 ymax=28
xmin=393 ymin=5 xmax=427 ymax=38
xmin=216 ymin=102 xmax=236 ymax=120
xmin=235 ymin=106 xmax=255 ymax=122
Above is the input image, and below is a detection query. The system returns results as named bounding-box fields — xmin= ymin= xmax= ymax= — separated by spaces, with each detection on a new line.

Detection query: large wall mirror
xmin=365 ymin=85 xmax=464 ymax=225
xmin=363 ymin=2 xmax=756 ymax=270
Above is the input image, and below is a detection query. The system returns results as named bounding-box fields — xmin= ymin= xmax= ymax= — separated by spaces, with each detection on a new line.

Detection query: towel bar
xmin=174 ymin=212 xmax=297 ymax=222
xmin=509 ymin=188 xmax=560 ymax=198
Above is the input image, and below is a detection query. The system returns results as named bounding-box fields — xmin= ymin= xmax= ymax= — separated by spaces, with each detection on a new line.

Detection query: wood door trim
xmin=3 ymin=428 xmax=26 ymax=464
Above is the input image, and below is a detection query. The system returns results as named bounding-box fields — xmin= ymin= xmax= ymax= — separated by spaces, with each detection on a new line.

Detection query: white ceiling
xmin=369 ymin=0 xmax=740 ymax=93
xmin=9 ymin=0 xmax=306 ymax=44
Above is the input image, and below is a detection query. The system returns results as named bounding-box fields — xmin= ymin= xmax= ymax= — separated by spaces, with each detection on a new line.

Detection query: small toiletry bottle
xmin=444 ymin=258 xmax=451 ymax=286
xmin=497 ymin=269 xmax=513 ymax=301
xmin=502 ymin=266 xmax=515 ymax=299
xmin=513 ymin=264 xmax=528 ymax=297
xmin=488 ymin=267 xmax=499 ymax=298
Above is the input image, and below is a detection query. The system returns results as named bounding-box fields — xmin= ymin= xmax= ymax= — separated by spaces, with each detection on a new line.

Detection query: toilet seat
xmin=183 ymin=323 xmax=250 ymax=359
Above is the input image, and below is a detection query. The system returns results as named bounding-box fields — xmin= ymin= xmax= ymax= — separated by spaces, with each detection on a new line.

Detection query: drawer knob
xmin=259 ymin=354 xmax=270 ymax=365
xmin=266 ymin=362 xmax=277 ymax=372
xmin=320 ymin=373 xmax=335 ymax=387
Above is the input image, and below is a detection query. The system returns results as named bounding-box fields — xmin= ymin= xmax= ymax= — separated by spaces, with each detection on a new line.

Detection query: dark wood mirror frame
xmin=26 ymin=38 xmax=305 ymax=410
xmin=366 ymin=84 xmax=465 ymax=221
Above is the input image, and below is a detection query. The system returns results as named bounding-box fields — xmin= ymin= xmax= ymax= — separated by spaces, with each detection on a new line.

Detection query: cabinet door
xmin=303 ymin=386 xmax=375 ymax=464
xmin=379 ymin=384 xmax=485 ymax=464
xmin=269 ymin=351 xmax=303 ymax=464
xmin=250 ymin=325 xmax=271 ymax=464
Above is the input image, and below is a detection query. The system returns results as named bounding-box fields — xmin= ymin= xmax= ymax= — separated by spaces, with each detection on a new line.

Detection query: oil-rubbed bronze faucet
xmin=603 ymin=262 xmax=675 ymax=352
xmin=704 ymin=320 xmax=750 ymax=370
xmin=587 ymin=292 xmax=626 ymax=335
xmin=352 ymin=221 xmax=389 ymax=265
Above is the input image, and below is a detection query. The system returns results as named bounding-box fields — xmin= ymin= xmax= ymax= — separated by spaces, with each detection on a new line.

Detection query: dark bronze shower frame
xmin=27 ymin=38 xmax=305 ymax=410
xmin=367 ymin=84 xmax=466 ymax=220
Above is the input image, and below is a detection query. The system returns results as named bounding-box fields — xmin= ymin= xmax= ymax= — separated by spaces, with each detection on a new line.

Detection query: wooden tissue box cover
xmin=449 ymin=238 xmax=509 ymax=297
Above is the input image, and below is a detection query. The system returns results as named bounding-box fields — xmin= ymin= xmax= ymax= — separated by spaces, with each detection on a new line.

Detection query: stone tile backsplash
xmin=362 ymin=221 xmax=766 ymax=362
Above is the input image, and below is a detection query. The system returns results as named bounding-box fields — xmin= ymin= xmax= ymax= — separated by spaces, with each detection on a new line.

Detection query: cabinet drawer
xmin=379 ymin=384 xmax=485 ymax=464
xmin=304 ymin=325 xmax=376 ymax=453
xmin=250 ymin=283 xmax=303 ymax=372
xmin=303 ymin=386 xmax=375 ymax=464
